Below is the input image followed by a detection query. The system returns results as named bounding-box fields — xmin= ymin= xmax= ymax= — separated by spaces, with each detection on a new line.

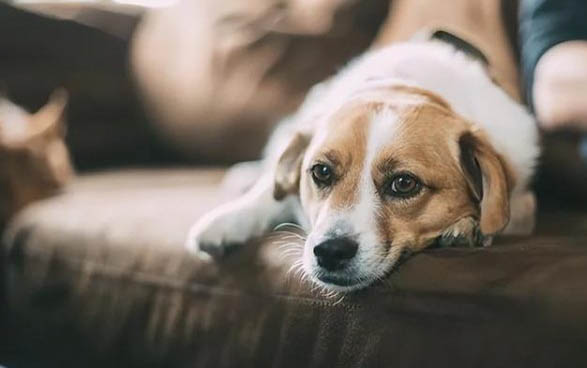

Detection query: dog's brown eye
xmin=311 ymin=164 xmax=333 ymax=186
xmin=387 ymin=174 xmax=421 ymax=198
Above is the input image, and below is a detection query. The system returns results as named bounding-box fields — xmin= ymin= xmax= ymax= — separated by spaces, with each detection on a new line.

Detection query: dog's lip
xmin=316 ymin=273 xmax=359 ymax=287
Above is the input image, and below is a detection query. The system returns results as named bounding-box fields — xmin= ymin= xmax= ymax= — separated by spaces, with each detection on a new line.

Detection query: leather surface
xmin=2 ymin=169 xmax=587 ymax=367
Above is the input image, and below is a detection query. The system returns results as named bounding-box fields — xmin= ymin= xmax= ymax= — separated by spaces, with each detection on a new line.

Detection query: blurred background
xmin=2 ymin=1 xmax=587 ymax=367
xmin=0 ymin=0 xmax=388 ymax=171
xmin=1 ymin=0 xmax=586 ymax=205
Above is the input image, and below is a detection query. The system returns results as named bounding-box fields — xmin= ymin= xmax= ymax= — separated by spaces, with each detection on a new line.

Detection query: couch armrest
xmin=2 ymin=169 xmax=587 ymax=368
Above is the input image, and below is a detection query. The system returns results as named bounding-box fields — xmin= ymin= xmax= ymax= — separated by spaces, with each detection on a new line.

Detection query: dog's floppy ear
xmin=274 ymin=132 xmax=310 ymax=201
xmin=459 ymin=131 xmax=511 ymax=235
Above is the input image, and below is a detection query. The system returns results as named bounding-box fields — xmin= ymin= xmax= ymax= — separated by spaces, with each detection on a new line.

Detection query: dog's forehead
xmin=306 ymin=103 xmax=373 ymax=163
xmin=315 ymin=99 xmax=460 ymax=161
xmin=370 ymin=104 xmax=470 ymax=182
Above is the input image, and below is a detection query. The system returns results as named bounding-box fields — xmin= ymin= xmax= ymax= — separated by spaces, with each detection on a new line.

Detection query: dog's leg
xmin=186 ymin=173 xmax=300 ymax=259
xmin=219 ymin=160 xmax=263 ymax=197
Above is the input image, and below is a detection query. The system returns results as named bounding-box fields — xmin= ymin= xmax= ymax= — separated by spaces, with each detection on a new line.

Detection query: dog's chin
xmin=310 ymin=272 xmax=375 ymax=293
xmin=301 ymin=250 xmax=399 ymax=293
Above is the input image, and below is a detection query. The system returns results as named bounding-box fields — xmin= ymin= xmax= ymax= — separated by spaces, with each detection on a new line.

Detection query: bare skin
xmin=533 ymin=41 xmax=587 ymax=131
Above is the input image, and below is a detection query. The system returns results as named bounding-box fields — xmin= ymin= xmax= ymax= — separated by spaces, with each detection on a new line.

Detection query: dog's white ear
xmin=32 ymin=88 xmax=68 ymax=137
xmin=273 ymin=132 xmax=310 ymax=200
xmin=459 ymin=131 xmax=511 ymax=235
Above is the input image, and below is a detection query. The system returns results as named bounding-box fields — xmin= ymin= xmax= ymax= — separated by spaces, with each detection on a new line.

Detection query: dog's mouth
xmin=312 ymin=268 xmax=383 ymax=292
xmin=315 ymin=273 xmax=359 ymax=287
xmin=309 ymin=248 xmax=411 ymax=292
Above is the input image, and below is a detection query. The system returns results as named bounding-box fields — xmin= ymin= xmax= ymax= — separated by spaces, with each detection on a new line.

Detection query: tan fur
xmin=324 ymin=105 xmax=374 ymax=209
xmin=0 ymin=89 xmax=73 ymax=227
xmin=465 ymin=129 xmax=513 ymax=234
xmin=297 ymin=86 xmax=513 ymax=255
xmin=388 ymin=85 xmax=452 ymax=111
xmin=371 ymin=103 xmax=480 ymax=251
xmin=274 ymin=132 xmax=310 ymax=200
xmin=297 ymin=103 xmax=374 ymax=225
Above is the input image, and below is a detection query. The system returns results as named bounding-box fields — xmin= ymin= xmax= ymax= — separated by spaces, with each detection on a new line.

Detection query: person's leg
xmin=520 ymin=0 xmax=587 ymax=130
xmin=520 ymin=0 xmax=587 ymax=206
xmin=374 ymin=0 xmax=522 ymax=101
xmin=533 ymin=41 xmax=587 ymax=130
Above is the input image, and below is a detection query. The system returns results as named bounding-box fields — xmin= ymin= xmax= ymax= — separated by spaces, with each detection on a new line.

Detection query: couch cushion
xmin=2 ymin=169 xmax=587 ymax=368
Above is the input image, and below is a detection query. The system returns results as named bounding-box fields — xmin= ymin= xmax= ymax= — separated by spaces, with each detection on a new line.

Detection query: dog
xmin=186 ymin=35 xmax=539 ymax=292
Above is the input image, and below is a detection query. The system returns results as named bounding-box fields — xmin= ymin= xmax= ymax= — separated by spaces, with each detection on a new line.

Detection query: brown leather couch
xmin=2 ymin=169 xmax=587 ymax=368
xmin=2 ymin=2 xmax=587 ymax=368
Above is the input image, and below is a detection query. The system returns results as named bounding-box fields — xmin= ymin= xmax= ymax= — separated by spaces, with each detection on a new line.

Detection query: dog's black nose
xmin=313 ymin=238 xmax=358 ymax=271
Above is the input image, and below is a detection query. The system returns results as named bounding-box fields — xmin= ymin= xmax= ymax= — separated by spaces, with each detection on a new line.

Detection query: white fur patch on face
xmin=349 ymin=109 xmax=400 ymax=277
xmin=351 ymin=109 xmax=399 ymax=246
xmin=303 ymin=108 xmax=403 ymax=291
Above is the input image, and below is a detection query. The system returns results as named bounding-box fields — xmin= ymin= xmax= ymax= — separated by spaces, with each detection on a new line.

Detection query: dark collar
xmin=431 ymin=30 xmax=489 ymax=67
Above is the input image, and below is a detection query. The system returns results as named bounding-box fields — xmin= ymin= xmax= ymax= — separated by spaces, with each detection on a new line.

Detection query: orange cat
xmin=0 ymin=89 xmax=73 ymax=227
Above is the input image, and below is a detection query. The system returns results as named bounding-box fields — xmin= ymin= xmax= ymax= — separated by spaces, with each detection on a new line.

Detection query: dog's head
xmin=274 ymin=86 xmax=513 ymax=291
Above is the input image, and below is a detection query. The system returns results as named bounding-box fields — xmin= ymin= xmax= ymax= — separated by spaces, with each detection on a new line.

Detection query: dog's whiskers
xmin=277 ymin=241 xmax=304 ymax=252
xmin=273 ymin=231 xmax=306 ymax=240
xmin=286 ymin=259 xmax=304 ymax=277
xmin=265 ymin=233 xmax=303 ymax=242
xmin=331 ymin=294 xmax=345 ymax=305
xmin=273 ymin=222 xmax=305 ymax=232
xmin=276 ymin=240 xmax=303 ymax=248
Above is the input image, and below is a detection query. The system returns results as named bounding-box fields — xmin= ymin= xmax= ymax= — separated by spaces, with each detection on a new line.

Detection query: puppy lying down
xmin=187 ymin=38 xmax=540 ymax=292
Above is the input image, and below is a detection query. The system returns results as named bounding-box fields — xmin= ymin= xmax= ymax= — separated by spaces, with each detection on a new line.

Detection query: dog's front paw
xmin=185 ymin=206 xmax=253 ymax=260
xmin=438 ymin=217 xmax=491 ymax=248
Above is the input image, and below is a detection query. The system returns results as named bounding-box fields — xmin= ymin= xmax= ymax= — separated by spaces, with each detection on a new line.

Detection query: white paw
xmin=220 ymin=161 xmax=263 ymax=197
xmin=185 ymin=205 xmax=254 ymax=259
